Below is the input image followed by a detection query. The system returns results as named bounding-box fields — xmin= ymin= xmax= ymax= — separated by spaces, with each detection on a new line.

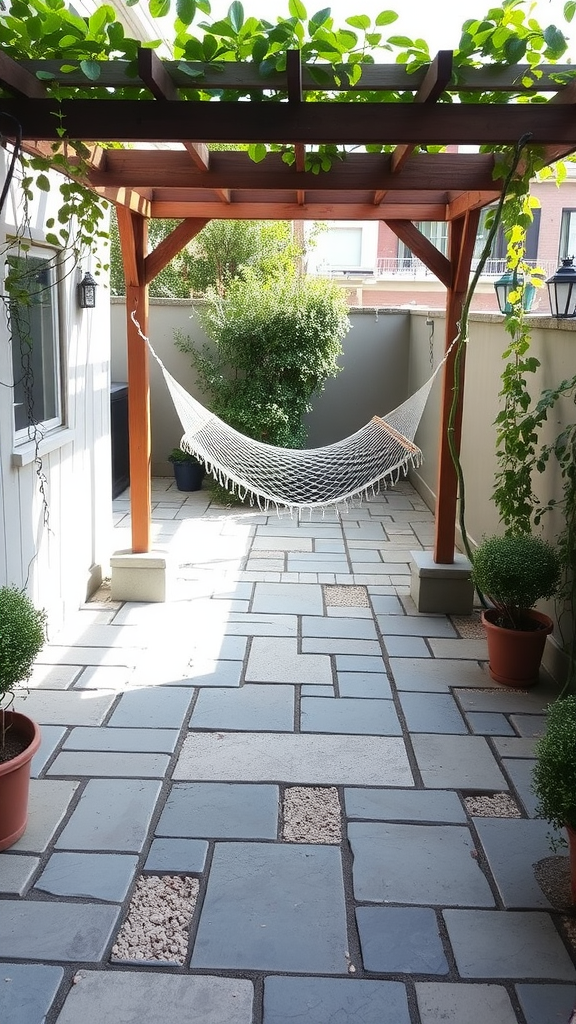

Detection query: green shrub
xmin=533 ymin=696 xmax=576 ymax=835
xmin=168 ymin=447 xmax=202 ymax=464
xmin=472 ymin=533 xmax=561 ymax=629
xmin=0 ymin=586 xmax=46 ymax=706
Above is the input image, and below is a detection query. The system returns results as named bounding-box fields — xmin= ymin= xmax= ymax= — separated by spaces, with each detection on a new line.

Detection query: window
xmin=308 ymin=222 xmax=378 ymax=274
xmin=7 ymin=250 xmax=64 ymax=438
xmin=397 ymin=222 xmax=449 ymax=262
xmin=560 ymin=209 xmax=576 ymax=260
xmin=473 ymin=206 xmax=541 ymax=267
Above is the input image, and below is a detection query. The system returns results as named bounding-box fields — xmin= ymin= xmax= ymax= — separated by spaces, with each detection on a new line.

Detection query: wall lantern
xmin=546 ymin=257 xmax=576 ymax=319
xmin=77 ymin=271 xmax=97 ymax=309
xmin=494 ymin=269 xmax=535 ymax=314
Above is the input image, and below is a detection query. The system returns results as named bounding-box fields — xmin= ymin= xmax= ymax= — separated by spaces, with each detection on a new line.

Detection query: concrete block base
xmin=110 ymin=550 xmax=173 ymax=603
xmin=410 ymin=550 xmax=474 ymax=615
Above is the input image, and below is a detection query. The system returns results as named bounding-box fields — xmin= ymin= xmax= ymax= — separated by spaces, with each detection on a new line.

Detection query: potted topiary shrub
xmin=168 ymin=447 xmax=205 ymax=492
xmin=471 ymin=533 xmax=561 ymax=688
xmin=532 ymin=696 xmax=576 ymax=903
xmin=0 ymin=585 xmax=46 ymax=850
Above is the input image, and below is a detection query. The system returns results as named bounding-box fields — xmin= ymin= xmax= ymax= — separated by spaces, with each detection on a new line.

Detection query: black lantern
xmin=546 ymin=257 xmax=576 ymax=318
xmin=494 ymin=269 xmax=535 ymax=314
xmin=78 ymin=271 xmax=97 ymax=309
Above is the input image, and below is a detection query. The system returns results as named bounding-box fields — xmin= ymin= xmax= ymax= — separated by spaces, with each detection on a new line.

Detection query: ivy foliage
xmin=533 ymin=694 xmax=576 ymax=836
xmin=177 ymin=269 xmax=349 ymax=448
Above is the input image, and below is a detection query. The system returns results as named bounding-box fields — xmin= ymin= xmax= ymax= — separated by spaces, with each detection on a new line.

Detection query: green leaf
xmin=248 ymin=142 xmax=267 ymax=162
xmin=149 ymin=0 xmax=170 ymax=17
xmin=251 ymin=35 xmax=268 ymax=64
xmin=309 ymin=8 xmax=331 ymax=31
xmin=36 ymin=173 xmax=50 ymax=192
xmin=375 ymin=10 xmax=398 ymax=27
xmin=176 ymin=0 xmax=196 ymax=26
xmin=288 ymin=0 xmax=307 ymax=18
xmin=307 ymin=65 xmax=331 ymax=85
xmin=346 ymin=14 xmax=370 ymax=30
xmin=387 ymin=35 xmax=415 ymax=46
xmin=45 ymin=233 xmax=60 ymax=246
xmin=503 ymin=36 xmax=526 ymax=63
xmin=228 ymin=1 xmax=244 ymax=33
xmin=177 ymin=62 xmax=205 ymax=77
xmin=544 ymin=24 xmax=567 ymax=55
xmin=565 ymin=1 xmax=576 ymax=23
xmin=36 ymin=70 xmax=56 ymax=80
xmin=203 ymin=34 xmax=217 ymax=60
xmin=80 ymin=60 xmax=101 ymax=81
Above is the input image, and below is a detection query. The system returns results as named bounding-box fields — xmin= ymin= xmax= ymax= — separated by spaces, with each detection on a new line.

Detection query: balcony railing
xmin=310 ymin=258 xmax=558 ymax=280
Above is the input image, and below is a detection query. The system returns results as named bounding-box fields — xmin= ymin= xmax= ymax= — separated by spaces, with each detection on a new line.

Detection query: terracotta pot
xmin=481 ymin=608 xmax=553 ymax=688
xmin=567 ymin=826 xmax=576 ymax=905
xmin=0 ymin=711 xmax=41 ymax=851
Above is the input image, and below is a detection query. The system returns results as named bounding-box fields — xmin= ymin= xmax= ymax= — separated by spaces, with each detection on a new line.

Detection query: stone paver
xmin=12 ymin=780 xmax=78 ymax=853
xmin=416 ymin=982 xmax=519 ymax=1024
xmin=0 ymin=855 xmax=40 ymax=895
xmin=31 ymin=725 xmax=67 ymax=775
xmin=55 ymin=972 xmax=253 ymax=1024
xmin=0 ymin=902 xmax=120 ymax=961
xmin=398 ymin=692 xmax=467 ymax=733
xmin=246 ymin=637 xmax=332 ymax=684
xmin=47 ymin=751 xmax=171 ymax=777
xmin=302 ymin=615 xmax=378 ymax=640
xmin=174 ymin=732 xmax=413 ymax=785
xmin=349 ymin=822 xmax=494 ymax=906
xmin=0 ymin=964 xmax=64 ymax=1024
xmin=390 ymin=658 xmax=492 ymax=692
xmin=412 ymin=734 xmax=508 ymax=790
xmin=465 ymin=712 xmax=515 ymax=735
xmin=12 ymin=689 xmax=116 ymax=726
xmin=501 ymin=758 xmax=539 ymax=816
xmin=301 ymin=696 xmax=401 ymax=735
xmin=56 ymin=779 xmax=161 ymax=851
xmin=356 ymin=906 xmax=449 ymax=974
xmin=191 ymin=843 xmax=348 ymax=973
xmin=443 ymin=910 xmax=576 ymax=979
xmin=107 ymin=686 xmax=194 ymax=728
xmin=252 ymin=582 xmax=323 ymax=615
xmin=377 ymin=615 xmax=457 ymax=637
xmin=263 ymin=977 xmax=411 ymax=1024
xmin=144 ymin=838 xmax=208 ymax=872
xmin=344 ymin=788 xmax=467 ymax=823
xmin=62 ymin=727 xmax=179 ymax=752
xmin=190 ymin=684 xmax=294 ymax=731
xmin=337 ymin=671 xmax=392 ymax=698
xmin=156 ymin=783 xmax=279 ymax=839
xmin=515 ymin=984 xmax=576 ymax=1024
xmin=35 ymin=852 xmax=138 ymax=901
xmin=473 ymin=818 xmax=561 ymax=909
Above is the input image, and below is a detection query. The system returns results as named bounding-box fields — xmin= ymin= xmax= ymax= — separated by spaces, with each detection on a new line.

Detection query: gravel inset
xmin=323 ymin=585 xmax=369 ymax=607
xmin=111 ymin=875 xmax=199 ymax=963
xmin=282 ymin=786 xmax=342 ymax=843
xmin=465 ymin=792 xmax=522 ymax=817
xmin=451 ymin=612 xmax=485 ymax=639
xmin=534 ymin=855 xmax=572 ymax=910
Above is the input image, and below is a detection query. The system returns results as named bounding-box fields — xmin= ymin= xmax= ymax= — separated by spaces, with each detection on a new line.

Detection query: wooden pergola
xmin=2 ymin=49 xmax=576 ymax=564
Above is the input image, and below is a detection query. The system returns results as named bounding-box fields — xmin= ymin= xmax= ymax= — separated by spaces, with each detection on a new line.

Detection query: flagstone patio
xmin=1 ymin=479 xmax=574 ymax=1024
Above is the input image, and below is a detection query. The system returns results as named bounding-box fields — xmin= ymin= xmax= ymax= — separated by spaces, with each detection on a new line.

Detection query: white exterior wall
xmin=0 ymin=149 xmax=112 ymax=629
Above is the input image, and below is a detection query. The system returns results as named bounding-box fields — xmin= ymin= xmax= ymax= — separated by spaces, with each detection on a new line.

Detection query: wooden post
xmin=116 ymin=208 xmax=151 ymax=553
xmin=433 ymin=210 xmax=481 ymax=564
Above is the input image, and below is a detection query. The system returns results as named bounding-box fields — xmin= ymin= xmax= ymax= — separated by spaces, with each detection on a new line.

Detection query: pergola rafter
xmin=1 ymin=48 xmax=575 ymax=562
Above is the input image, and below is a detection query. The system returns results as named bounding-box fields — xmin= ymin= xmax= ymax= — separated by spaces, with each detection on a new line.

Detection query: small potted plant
xmin=168 ymin=447 xmax=205 ymax=492
xmin=0 ymin=585 xmax=46 ymax=849
xmin=471 ymin=533 xmax=561 ymax=687
xmin=532 ymin=696 xmax=576 ymax=904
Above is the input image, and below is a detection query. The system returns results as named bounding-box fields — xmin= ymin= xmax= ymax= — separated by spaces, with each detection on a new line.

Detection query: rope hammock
xmin=132 ymin=313 xmax=445 ymax=512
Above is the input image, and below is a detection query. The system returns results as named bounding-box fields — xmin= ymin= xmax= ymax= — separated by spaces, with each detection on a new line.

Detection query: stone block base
xmin=110 ymin=550 xmax=173 ymax=603
xmin=410 ymin=550 xmax=474 ymax=615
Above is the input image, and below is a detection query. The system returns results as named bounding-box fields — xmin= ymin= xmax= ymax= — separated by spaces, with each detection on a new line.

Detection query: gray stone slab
xmin=0 ymin=964 xmax=64 ymax=1024
xmin=73 ymin=665 xmax=133 ymax=690
xmin=253 ymin=582 xmax=323 ymax=615
xmin=492 ymin=736 xmax=538 ymax=757
xmin=510 ymin=714 xmax=547 ymax=737
xmin=465 ymin=712 xmax=515 ymax=735
xmin=0 ymin=855 xmax=40 ymax=895
xmin=63 ymin=727 xmax=179 ymax=752
xmin=225 ymin=613 xmax=298 ymax=637
xmin=302 ymin=616 xmax=377 ymax=640
xmin=502 ymin=758 xmax=539 ymax=816
xmin=50 ymin=623 xmax=145 ymax=648
xmin=263 ymin=977 xmax=410 ymax=1024
xmin=336 ymin=655 xmax=386 ymax=673
xmin=303 ymin=637 xmax=382 ymax=656
xmin=378 ymin=615 xmax=457 ymax=637
xmin=337 ymin=672 xmax=392 ymax=698
xmin=344 ymin=788 xmax=467 ymax=823
xmin=175 ymin=732 xmax=413 ymax=786
xmin=47 ymin=751 xmax=171 ymax=777
xmin=55 ymin=971 xmax=253 ymax=1024
xmin=157 ymin=783 xmax=279 ymax=839
xmin=191 ymin=842 xmax=348 ymax=972
xmin=383 ymin=636 xmax=430 ymax=657
xmin=12 ymin=690 xmax=116 ymax=726
xmin=252 ymin=535 xmax=312 ymax=551
xmin=443 ymin=910 xmax=576 ymax=979
xmin=144 ymin=838 xmax=208 ymax=872
xmin=56 ymin=779 xmax=161 ymax=852
xmin=107 ymin=686 xmax=193 ymax=728
xmin=315 ymin=540 xmax=346 ymax=553
xmin=416 ymin=983 xmax=519 ymax=1024
xmin=29 ymin=664 xmax=82 ymax=688
xmin=474 ymin=817 xmax=561 ymax=909
xmin=288 ymin=558 xmax=349 ymax=573
xmin=412 ymin=735 xmax=508 ymax=790
xmin=356 ymin=906 xmax=449 ymax=974
xmin=301 ymin=697 xmax=401 ymax=735
xmin=0 ymin=901 xmax=119 ymax=961
xmin=190 ymin=685 xmax=294 ymax=732
xmin=247 ymin=637 xmax=332 ymax=684
xmin=399 ymin=692 xmax=468 ymax=734
xmin=429 ymin=639 xmax=488 ymax=660
xmin=31 ymin=725 xmax=66 ymax=776
xmin=390 ymin=658 xmax=492 ymax=692
xmin=516 ymin=984 xmax=576 ymax=1024
xmin=35 ymin=852 xmax=138 ymax=901
xmin=350 ymin=821 xmax=493 ymax=906
xmin=301 ymin=685 xmax=335 ymax=695
xmin=36 ymin=646 xmax=138 ymax=667
xmin=12 ymin=780 xmax=78 ymax=854
xmin=456 ymin=689 xmax=552 ymax=714
xmin=186 ymin=660 xmax=243 ymax=687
